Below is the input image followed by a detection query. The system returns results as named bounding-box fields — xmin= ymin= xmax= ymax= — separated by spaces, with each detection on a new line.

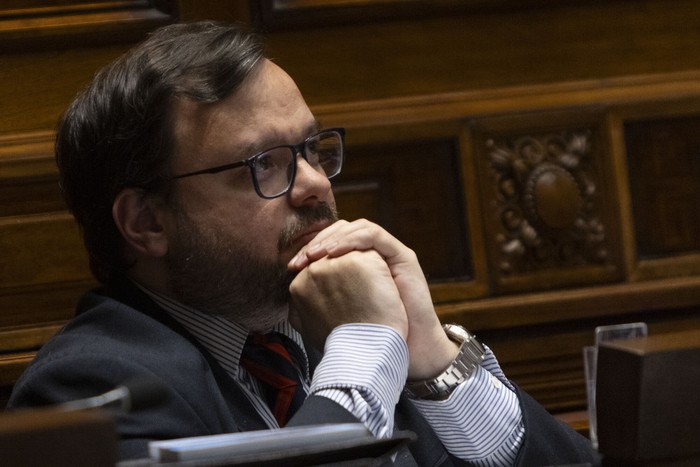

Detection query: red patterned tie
xmin=240 ymin=332 xmax=307 ymax=426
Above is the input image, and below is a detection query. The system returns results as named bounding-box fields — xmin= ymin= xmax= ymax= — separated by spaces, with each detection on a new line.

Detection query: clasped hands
xmin=288 ymin=219 xmax=459 ymax=381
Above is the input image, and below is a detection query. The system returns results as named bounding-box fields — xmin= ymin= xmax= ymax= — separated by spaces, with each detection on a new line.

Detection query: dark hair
xmin=55 ymin=21 xmax=265 ymax=284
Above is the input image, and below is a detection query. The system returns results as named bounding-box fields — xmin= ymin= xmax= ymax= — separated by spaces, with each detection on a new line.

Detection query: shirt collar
xmin=132 ymin=281 xmax=308 ymax=379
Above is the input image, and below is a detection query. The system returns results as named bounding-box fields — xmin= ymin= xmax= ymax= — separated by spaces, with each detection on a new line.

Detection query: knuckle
xmin=289 ymin=277 xmax=302 ymax=294
xmin=405 ymin=248 xmax=418 ymax=261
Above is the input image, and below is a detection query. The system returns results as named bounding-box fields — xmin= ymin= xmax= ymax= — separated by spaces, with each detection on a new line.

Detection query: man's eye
xmin=254 ymin=149 xmax=291 ymax=181
xmin=256 ymin=153 xmax=275 ymax=172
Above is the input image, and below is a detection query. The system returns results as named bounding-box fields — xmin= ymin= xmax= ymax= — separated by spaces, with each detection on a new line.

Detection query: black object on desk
xmin=596 ymin=328 xmax=700 ymax=466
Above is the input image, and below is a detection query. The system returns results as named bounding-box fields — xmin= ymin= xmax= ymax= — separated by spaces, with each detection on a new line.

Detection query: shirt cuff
xmin=409 ymin=348 xmax=524 ymax=466
xmin=310 ymin=324 xmax=408 ymax=438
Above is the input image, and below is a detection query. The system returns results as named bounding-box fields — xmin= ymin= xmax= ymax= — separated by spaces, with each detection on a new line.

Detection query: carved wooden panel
xmin=625 ymin=114 xmax=700 ymax=258
xmin=473 ymin=110 xmax=622 ymax=293
xmin=333 ymin=137 xmax=472 ymax=283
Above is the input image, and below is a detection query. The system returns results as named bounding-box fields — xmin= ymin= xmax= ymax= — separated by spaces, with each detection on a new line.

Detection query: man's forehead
xmin=169 ymin=59 xmax=317 ymax=167
xmin=171 ymin=96 xmax=318 ymax=144
xmin=169 ymin=101 xmax=319 ymax=172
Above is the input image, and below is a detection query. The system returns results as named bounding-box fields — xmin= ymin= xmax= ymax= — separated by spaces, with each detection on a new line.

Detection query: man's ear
xmin=112 ymin=188 xmax=169 ymax=258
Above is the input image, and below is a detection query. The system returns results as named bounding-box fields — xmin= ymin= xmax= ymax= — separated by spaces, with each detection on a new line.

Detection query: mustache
xmin=278 ymin=202 xmax=338 ymax=252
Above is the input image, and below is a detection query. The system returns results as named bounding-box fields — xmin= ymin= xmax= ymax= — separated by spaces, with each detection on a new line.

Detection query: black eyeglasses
xmin=170 ymin=128 xmax=345 ymax=199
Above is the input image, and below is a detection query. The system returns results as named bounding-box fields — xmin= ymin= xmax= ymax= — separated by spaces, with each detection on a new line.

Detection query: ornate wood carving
xmin=474 ymin=112 xmax=621 ymax=293
xmin=487 ymin=130 xmax=609 ymax=273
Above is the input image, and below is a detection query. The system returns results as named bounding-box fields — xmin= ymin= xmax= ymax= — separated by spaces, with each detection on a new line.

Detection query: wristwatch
xmin=404 ymin=324 xmax=485 ymax=400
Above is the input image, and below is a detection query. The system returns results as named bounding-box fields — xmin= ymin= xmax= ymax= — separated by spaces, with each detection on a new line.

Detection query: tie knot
xmin=244 ymin=332 xmax=300 ymax=367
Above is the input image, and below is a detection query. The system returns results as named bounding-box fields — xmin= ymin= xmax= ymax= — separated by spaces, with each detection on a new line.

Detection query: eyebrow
xmin=237 ymin=119 xmax=323 ymax=160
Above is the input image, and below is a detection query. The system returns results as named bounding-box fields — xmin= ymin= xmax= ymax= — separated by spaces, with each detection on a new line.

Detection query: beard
xmin=165 ymin=202 xmax=337 ymax=331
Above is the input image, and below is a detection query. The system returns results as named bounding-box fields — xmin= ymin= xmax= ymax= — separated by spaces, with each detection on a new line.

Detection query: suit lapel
xmin=102 ymin=276 xmax=270 ymax=432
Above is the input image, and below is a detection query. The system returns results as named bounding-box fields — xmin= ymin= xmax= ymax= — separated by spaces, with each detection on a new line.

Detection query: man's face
xmin=161 ymin=59 xmax=338 ymax=330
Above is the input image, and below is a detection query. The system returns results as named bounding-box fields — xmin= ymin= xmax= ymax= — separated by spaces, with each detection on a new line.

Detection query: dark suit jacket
xmin=9 ymin=278 xmax=600 ymax=466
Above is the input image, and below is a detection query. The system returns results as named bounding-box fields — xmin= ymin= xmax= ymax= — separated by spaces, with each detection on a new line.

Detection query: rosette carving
xmin=485 ymin=130 xmax=608 ymax=274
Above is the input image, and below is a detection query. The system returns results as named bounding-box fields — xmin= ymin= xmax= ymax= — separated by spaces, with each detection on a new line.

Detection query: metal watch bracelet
xmin=404 ymin=324 xmax=485 ymax=400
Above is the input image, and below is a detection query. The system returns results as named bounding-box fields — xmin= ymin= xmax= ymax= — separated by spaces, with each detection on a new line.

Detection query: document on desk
xmin=148 ymin=423 xmax=376 ymax=463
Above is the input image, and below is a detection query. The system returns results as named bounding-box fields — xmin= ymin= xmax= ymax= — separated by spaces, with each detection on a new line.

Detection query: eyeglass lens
xmin=253 ymin=130 xmax=343 ymax=198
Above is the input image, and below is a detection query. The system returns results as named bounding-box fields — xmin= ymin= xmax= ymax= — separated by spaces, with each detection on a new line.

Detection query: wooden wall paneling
xmin=470 ymin=108 xmax=624 ymax=295
xmin=0 ymin=1 xmax=178 ymax=136
xmin=312 ymin=89 xmax=700 ymax=416
xmin=449 ymin=124 xmax=491 ymax=302
xmin=609 ymin=98 xmax=700 ymax=282
xmin=311 ymin=72 xmax=700 ymax=145
xmin=0 ymin=47 xmax=131 ymax=134
xmin=313 ymin=73 xmax=700 ymax=323
xmin=0 ymin=1 xmax=176 ymax=50
xmin=626 ymin=116 xmax=700 ymax=256
xmin=0 ymin=129 xmax=92 ymax=331
xmin=264 ymin=0 xmax=700 ymax=107
xmin=437 ymin=275 xmax=700 ymax=331
xmin=0 ymin=213 xmax=89 ymax=294
xmin=606 ymin=109 xmax=636 ymax=282
xmin=250 ymin=0 xmax=612 ymax=30
xmin=0 ymin=131 xmax=62 ymax=217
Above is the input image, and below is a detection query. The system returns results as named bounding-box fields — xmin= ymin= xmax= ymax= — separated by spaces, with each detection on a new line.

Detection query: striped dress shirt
xmin=139 ymin=286 xmax=524 ymax=466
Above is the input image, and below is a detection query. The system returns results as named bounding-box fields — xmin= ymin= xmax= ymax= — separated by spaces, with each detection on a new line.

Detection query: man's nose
xmin=287 ymin=153 xmax=332 ymax=206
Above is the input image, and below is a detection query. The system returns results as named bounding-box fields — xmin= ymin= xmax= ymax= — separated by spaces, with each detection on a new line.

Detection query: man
xmin=9 ymin=21 xmax=599 ymax=465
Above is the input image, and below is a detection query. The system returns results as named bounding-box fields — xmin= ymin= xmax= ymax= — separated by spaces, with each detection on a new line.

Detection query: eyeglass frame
xmin=169 ymin=127 xmax=346 ymax=199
